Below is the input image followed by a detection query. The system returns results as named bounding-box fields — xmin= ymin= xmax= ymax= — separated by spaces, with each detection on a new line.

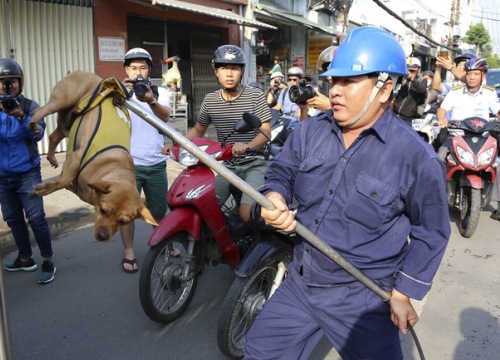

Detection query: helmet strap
xmin=344 ymin=73 xmax=389 ymax=128
xmin=222 ymin=83 xmax=240 ymax=93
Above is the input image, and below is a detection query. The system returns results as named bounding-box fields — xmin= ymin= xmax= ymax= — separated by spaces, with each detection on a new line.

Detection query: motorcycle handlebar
xmin=245 ymin=147 xmax=268 ymax=157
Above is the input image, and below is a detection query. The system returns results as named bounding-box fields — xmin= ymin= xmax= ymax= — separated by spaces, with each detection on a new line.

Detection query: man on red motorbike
xmin=183 ymin=45 xmax=271 ymax=223
xmin=437 ymin=57 xmax=500 ymax=162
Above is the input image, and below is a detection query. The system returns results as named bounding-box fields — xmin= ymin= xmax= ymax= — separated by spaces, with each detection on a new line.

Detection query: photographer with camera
xmin=275 ymin=67 xmax=304 ymax=121
xmin=0 ymin=58 xmax=56 ymax=284
xmin=266 ymin=71 xmax=286 ymax=108
xmin=119 ymin=47 xmax=171 ymax=273
xmin=286 ymin=48 xmax=338 ymax=122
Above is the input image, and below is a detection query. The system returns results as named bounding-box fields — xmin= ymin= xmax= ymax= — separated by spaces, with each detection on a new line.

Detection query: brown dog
xmin=29 ymin=71 xmax=157 ymax=241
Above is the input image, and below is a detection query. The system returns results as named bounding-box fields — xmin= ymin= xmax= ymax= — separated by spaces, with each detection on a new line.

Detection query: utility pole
xmin=448 ymin=0 xmax=461 ymax=52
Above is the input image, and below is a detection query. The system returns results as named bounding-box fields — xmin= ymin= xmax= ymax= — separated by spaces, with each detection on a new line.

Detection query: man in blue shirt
xmin=244 ymin=27 xmax=451 ymax=360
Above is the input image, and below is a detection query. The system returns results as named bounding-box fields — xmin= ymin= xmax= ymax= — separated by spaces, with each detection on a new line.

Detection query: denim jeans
xmin=0 ymin=166 xmax=53 ymax=259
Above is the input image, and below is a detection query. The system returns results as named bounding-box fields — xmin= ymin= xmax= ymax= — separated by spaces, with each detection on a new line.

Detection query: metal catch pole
xmin=0 ymin=256 xmax=13 ymax=360
xmin=123 ymin=98 xmax=425 ymax=359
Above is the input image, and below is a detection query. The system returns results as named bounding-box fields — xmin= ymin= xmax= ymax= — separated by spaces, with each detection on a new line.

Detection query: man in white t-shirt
xmin=437 ymin=57 xmax=500 ymax=161
xmin=119 ymin=48 xmax=171 ymax=273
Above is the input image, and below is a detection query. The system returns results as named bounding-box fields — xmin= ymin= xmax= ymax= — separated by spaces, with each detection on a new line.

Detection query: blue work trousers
xmin=244 ymin=266 xmax=403 ymax=360
xmin=0 ymin=166 xmax=53 ymax=259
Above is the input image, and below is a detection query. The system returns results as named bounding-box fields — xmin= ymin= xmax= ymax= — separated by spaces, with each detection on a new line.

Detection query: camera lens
xmin=134 ymin=82 xmax=148 ymax=97
xmin=288 ymin=85 xmax=302 ymax=103
xmin=1 ymin=97 xmax=17 ymax=112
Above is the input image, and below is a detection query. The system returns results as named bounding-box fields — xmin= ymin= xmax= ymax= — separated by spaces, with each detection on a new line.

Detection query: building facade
xmin=0 ymin=0 xmax=338 ymax=152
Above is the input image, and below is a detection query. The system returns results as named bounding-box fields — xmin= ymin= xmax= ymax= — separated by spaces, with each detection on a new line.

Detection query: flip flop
xmin=122 ymin=258 xmax=138 ymax=274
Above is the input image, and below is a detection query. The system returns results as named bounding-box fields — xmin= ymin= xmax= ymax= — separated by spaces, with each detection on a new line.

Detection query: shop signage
xmin=98 ymin=37 xmax=126 ymax=61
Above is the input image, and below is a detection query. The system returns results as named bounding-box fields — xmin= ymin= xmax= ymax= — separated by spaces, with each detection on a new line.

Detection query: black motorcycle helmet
xmin=454 ymin=52 xmax=475 ymax=66
xmin=212 ymin=45 xmax=246 ymax=69
xmin=0 ymin=58 xmax=24 ymax=93
xmin=212 ymin=45 xmax=246 ymax=92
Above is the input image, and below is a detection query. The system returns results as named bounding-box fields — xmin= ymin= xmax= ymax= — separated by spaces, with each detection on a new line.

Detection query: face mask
xmin=427 ymin=79 xmax=432 ymax=87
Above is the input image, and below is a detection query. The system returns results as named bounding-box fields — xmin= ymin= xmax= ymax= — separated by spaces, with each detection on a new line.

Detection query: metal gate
xmin=189 ymin=30 xmax=223 ymax=126
xmin=0 ymin=0 xmax=94 ymax=154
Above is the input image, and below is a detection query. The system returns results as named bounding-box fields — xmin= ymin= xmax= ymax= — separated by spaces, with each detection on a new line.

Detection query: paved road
xmin=1 ymin=117 xmax=498 ymax=359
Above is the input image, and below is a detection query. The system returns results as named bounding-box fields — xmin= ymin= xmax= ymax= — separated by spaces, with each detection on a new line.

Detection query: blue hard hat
xmin=322 ymin=27 xmax=408 ymax=77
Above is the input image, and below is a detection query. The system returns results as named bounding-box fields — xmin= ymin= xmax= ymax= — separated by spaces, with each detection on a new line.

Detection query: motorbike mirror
xmin=241 ymin=112 xmax=272 ymax=144
xmin=242 ymin=112 xmax=262 ymax=129
xmin=234 ymin=118 xmax=255 ymax=133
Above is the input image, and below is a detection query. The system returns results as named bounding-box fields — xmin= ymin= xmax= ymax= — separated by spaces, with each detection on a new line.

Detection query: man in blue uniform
xmin=244 ymin=27 xmax=451 ymax=360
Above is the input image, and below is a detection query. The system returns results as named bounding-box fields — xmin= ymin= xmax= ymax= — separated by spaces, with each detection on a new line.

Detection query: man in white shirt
xmin=119 ymin=48 xmax=171 ymax=273
xmin=437 ymin=57 xmax=500 ymax=161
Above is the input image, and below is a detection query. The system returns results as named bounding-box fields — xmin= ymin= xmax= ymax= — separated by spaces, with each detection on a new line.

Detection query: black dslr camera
xmin=131 ymin=75 xmax=151 ymax=98
xmin=0 ymin=79 xmax=19 ymax=112
xmin=289 ymin=79 xmax=316 ymax=104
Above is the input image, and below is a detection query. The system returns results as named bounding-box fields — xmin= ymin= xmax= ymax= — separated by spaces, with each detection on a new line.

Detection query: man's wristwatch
xmin=148 ymin=100 xmax=157 ymax=108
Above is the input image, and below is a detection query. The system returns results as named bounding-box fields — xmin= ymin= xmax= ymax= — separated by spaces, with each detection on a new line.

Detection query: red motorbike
xmin=139 ymin=118 xmax=293 ymax=328
xmin=445 ymin=117 xmax=499 ymax=237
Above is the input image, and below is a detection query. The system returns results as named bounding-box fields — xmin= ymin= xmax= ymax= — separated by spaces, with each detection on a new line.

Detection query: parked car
xmin=486 ymin=68 xmax=500 ymax=98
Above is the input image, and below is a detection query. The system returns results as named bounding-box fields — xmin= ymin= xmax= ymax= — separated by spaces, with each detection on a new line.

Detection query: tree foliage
xmin=463 ymin=23 xmax=491 ymax=56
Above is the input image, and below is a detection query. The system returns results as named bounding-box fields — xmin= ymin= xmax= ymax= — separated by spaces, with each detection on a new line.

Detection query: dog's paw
xmin=32 ymin=183 xmax=51 ymax=197
xmin=47 ymin=155 xmax=59 ymax=168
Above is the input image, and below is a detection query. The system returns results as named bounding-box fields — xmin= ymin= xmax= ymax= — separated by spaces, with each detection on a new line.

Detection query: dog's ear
xmin=87 ymin=180 xmax=112 ymax=194
xmin=139 ymin=204 xmax=158 ymax=226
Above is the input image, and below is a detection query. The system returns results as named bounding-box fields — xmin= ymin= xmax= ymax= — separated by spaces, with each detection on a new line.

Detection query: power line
xmin=370 ymin=0 xmax=455 ymax=51
xmin=471 ymin=14 xmax=500 ymax=22
xmin=414 ymin=0 xmax=447 ymax=19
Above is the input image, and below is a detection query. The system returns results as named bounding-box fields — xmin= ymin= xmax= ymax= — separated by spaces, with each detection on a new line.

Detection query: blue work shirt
xmin=260 ymin=109 xmax=450 ymax=300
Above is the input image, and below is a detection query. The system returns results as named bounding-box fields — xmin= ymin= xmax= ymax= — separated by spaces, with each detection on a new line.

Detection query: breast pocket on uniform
xmin=343 ymin=174 xmax=398 ymax=232
xmin=294 ymin=157 xmax=324 ymax=202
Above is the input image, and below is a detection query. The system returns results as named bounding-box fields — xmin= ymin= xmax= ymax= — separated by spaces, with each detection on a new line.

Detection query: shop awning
xmin=151 ymin=0 xmax=277 ymax=30
xmin=27 ymin=0 xmax=94 ymax=6
xmin=254 ymin=3 xmax=336 ymax=36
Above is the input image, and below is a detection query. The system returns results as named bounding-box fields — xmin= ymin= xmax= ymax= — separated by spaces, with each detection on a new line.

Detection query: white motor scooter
xmin=411 ymin=113 xmax=441 ymax=148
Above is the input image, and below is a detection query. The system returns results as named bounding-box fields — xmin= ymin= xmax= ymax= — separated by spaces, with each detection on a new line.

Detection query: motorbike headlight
xmin=456 ymin=145 xmax=475 ymax=167
xmin=178 ymin=145 xmax=209 ymax=166
xmin=477 ymin=147 xmax=495 ymax=167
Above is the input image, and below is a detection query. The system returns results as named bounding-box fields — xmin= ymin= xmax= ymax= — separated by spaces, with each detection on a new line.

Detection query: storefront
xmin=0 ymin=0 xmax=94 ymax=153
xmin=253 ymin=2 xmax=338 ymax=88
xmin=95 ymin=0 xmax=274 ymax=125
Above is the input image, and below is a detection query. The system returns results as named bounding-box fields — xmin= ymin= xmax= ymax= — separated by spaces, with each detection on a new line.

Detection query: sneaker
xmin=491 ymin=210 xmax=500 ymax=221
xmin=38 ymin=260 xmax=56 ymax=285
xmin=4 ymin=256 xmax=38 ymax=272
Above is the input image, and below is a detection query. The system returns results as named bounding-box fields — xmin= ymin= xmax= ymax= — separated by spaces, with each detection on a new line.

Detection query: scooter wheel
xmin=139 ymin=233 xmax=200 ymax=323
xmin=217 ymin=256 xmax=285 ymax=358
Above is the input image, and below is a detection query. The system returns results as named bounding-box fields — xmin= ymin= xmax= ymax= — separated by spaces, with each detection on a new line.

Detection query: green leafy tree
xmin=463 ymin=23 xmax=491 ymax=56
xmin=486 ymin=53 xmax=500 ymax=68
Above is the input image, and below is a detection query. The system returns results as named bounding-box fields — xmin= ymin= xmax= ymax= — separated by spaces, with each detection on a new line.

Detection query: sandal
xmin=121 ymin=258 xmax=138 ymax=273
